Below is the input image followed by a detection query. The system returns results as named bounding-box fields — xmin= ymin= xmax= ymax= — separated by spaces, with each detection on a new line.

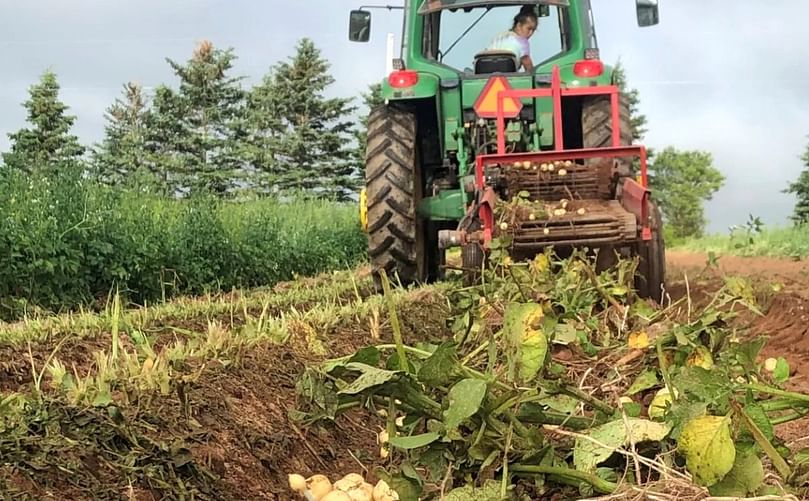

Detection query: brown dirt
xmin=666 ymin=250 xmax=809 ymax=383
xmin=667 ymin=250 xmax=809 ymax=448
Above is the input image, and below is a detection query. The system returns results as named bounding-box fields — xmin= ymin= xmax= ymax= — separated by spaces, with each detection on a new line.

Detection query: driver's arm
xmin=518 ymin=38 xmax=533 ymax=72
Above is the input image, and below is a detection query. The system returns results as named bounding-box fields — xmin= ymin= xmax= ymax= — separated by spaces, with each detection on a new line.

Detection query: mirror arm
xmin=358 ymin=4 xmax=405 ymax=11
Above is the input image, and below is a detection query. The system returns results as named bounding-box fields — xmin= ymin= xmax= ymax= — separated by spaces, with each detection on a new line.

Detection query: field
xmin=0 ymin=169 xmax=366 ymax=320
xmin=2 ymin=245 xmax=809 ymax=500
xmin=673 ymin=224 xmax=809 ymax=259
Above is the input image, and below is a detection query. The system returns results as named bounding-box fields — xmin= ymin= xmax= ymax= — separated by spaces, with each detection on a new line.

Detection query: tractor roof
xmin=418 ymin=0 xmax=570 ymax=15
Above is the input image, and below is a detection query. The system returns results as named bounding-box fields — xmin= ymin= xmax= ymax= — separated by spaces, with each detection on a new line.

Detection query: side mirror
xmin=538 ymin=5 xmax=551 ymax=17
xmin=636 ymin=0 xmax=660 ymax=27
xmin=349 ymin=10 xmax=372 ymax=42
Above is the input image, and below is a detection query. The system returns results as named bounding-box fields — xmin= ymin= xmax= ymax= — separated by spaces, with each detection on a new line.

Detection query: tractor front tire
xmin=365 ymin=105 xmax=426 ymax=288
xmin=635 ymin=203 xmax=666 ymax=302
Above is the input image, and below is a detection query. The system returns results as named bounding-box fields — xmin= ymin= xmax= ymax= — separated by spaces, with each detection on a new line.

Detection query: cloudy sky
xmin=1 ymin=0 xmax=808 ymax=233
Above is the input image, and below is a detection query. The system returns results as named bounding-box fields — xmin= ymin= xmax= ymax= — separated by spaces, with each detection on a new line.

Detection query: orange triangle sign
xmin=473 ymin=76 xmax=523 ymax=119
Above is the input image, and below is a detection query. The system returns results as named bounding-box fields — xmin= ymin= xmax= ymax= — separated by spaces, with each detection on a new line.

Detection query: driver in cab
xmin=486 ymin=5 xmax=538 ymax=72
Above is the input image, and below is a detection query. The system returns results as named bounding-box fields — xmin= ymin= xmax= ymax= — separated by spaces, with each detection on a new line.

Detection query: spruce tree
xmin=265 ymin=38 xmax=359 ymax=200
xmin=784 ymin=142 xmax=809 ymax=224
xmin=612 ymin=60 xmax=648 ymax=142
xmin=165 ymin=40 xmax=247 ymax=196
xmin=3 ymin=71 xmax=85 ymax=173
xmin=243 ymin=70 xmax=286 ymax=192
xmin=92 ymin=82 xmax=150 ymax=187
xmin=143 ymin=85 xmax=186 ymax=195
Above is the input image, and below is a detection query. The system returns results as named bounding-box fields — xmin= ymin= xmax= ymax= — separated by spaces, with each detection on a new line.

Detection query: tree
xmin=784 ymin=142 xmax=809 ymax=224
xmin=2 ymin=71 xmax=85 ymax=173
xmin=92 ymin=82 xmax=151 ymax=187
xmin=648 ymin=147 xmax=725 ymax=239
xmin=242 ymin=69 xmax=286 ymax=192
xmin=353 ymin=83 xmax=383 ymax=169
xmin=143 ymin=85 xmax=187 ymax=195
xmin=259 ymin=38 xmax=359 ymax=200
xmin=612 ymin=60 xmax=648 ymax=142
xmin=165 ymin=40 xmax=247 ymax=196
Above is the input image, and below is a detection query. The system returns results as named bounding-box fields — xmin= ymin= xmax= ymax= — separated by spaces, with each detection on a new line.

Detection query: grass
xmin=672 ymin=224 xmax=809 ymax=259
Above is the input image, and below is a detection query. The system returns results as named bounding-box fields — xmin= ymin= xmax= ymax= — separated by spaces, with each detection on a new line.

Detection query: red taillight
xmin=573 ymin=59 xmax=604 ymax=78
xmin=388 ymin=70 xmax=419 ymax=88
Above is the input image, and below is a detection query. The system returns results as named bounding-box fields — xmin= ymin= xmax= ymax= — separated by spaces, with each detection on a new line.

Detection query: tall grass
xmin=0 ymin=166 xmax=366 ymax=319
xmin=673 ymin=225 xmax=809 ymax=259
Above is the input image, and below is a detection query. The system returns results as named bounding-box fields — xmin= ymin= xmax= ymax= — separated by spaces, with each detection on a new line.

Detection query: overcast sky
xmin=1 ymin=0 xmax=807 ymax=233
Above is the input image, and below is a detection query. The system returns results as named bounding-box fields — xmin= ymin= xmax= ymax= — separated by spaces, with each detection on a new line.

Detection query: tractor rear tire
xmin=582 ymin=94 xmax=634 ymax=192
xmin=365 ymin=105 xmax=426 ymax=289
xmin=635 ymin=203 xmax=666 ymax=302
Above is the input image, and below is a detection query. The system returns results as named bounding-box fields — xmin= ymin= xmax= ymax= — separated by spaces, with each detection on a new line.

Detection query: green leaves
xmin=338 ymin=363 xmax=401 ymax=395
xmin=444 ymin=379 xmax=487 ymax=431
xmin=625 ymin=369 xmax=659 ymax=396
xmin=443 ymin=480 xmax=504 ymax=501
xmin=418 ymin=342 xmax=462 ymax=387
xmin=773 ymin=357 xmax=790 ymax=384
xmin=574 ymin=418 xmax=671 ymax=473
xmin=677 ymin=415 xmax=736 ymax=487
xmin=708 ymin=449 xmax=764 ymax=497
xmin=389 ymin=433 xmax=441 ymax=450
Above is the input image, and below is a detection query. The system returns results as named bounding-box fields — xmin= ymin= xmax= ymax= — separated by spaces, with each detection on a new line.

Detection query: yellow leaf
xmin=649 ymin=387 xmax=677 ymax=420
xmin=628 ymin=331 xmax=650 ymax=350
xmin=678 ymin=415 xmax=736 ymax=487
xmin=687 ymin=346 xmax=714 ymax=370
xmin=530 ymin=254 xmax=550 ymax=274
xmin=141 ymin=357 xmax=155 ymax=376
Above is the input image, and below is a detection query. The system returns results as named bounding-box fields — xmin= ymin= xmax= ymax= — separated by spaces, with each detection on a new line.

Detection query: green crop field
xmin=0 ymin=170 xmax=366 ymax=320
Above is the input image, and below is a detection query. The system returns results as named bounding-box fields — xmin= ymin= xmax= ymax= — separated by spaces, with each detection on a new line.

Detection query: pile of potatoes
xmin=288 ymin=473 xmax=399 ymax=501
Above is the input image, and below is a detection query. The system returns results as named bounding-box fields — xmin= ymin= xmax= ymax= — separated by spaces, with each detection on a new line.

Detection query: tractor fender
xmin=382 ymin=72 xmax=440 ymax=101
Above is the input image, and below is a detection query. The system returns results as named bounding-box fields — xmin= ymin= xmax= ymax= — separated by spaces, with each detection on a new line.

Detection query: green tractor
xmin=350 ymin=0 xmax=665 ymax=300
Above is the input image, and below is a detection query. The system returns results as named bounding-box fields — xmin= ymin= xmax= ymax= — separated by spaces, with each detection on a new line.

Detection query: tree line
xmin=1 ymin=38 xmax=379 ymax=202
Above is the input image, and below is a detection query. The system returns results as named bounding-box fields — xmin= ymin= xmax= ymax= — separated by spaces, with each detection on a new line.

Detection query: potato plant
xmin=295 ymin=246 xmax=809 ymax=500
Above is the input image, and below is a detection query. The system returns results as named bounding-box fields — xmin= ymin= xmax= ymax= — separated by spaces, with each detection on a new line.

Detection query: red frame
xmin=475 ymin=65 xmax=652 ymax=246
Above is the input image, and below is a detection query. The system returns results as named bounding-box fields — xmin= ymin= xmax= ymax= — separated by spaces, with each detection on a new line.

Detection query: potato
xmin=334 ymin=473 xmax=365 ymax=492
xmin=289 ymin=473 xmax=307 ymax=493
xmin=373 ymin=480 xmax=400 ymax=501
xmin=307 ymin=475 xmax=333 ymax=500
xmin=322 ymin=492 xmax=352 ymax=501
